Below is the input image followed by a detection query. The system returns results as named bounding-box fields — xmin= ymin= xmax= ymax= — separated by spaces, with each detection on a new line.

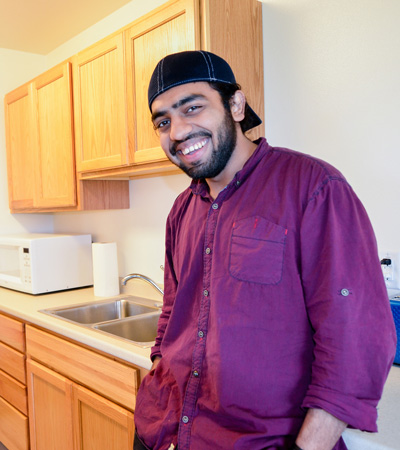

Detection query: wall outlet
xmin=380 ymin=251 xmax=400 ymax=289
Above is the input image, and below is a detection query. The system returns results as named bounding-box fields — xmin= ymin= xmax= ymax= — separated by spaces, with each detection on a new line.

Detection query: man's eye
xmin=187 ymin=105 xmax=201 ymax=113
xmin=155 ymin=119 xmax=170 ymax=131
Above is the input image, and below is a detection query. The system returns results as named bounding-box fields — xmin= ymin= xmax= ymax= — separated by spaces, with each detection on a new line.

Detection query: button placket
xmin=178 ymin=194 xmax=223 ymax=448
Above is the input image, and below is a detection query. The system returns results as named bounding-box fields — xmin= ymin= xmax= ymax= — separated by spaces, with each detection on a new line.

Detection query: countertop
xmin=0 ymin=284 xmax=399 ymax=449
xmin=0 ymin=282 xmax=158 ymax=370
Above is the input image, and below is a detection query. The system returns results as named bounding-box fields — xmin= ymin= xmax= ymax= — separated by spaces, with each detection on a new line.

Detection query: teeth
xmin=181 ymin=139 xmax=207 ymax=156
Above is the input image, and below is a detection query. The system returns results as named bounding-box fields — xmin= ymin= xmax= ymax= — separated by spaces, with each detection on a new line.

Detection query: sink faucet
xmin=121 ymin=273 xmax=164 ymax=297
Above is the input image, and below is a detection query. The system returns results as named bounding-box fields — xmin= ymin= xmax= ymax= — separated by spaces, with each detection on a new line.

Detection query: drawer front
xmin=0 ymin=396 xmax=29 ymax=450
xmin=0 ymin=369 xmax=28 ymax=415
xmin=0 ymin=342 xmax=26 ymax=383
xmin=26 ymin=325 xmax=138 ymax=410
xmin=0 ymin=313 xmax=25 ymax=352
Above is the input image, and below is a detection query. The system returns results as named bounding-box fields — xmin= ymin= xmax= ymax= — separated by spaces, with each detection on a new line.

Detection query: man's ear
xmin=229 ymin=90 xmax=246 ymax=123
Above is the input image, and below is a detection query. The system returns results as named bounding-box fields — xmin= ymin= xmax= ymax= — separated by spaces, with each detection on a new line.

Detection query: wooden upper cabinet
xmin=5 ymin=62 xmax=77 ymax=211
xmin=125 ymin=0 xmax=199 ymax=166
xmin=5 ymin=0 xmax=264 ymax=187
xmin=32 ymin=62 xmax=76 ymax=208
xmin=73 ymin=34 xmax=128 ymax=172
xmin=201 ymin=0 xmax=264 ymax=142
xmin=78 ymin=0 xmax=263 ymax=178
xmin=4 ymin=84 xmax=36 ymax=211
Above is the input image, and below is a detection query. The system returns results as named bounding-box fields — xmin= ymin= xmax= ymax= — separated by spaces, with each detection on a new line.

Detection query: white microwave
xmin=0 ymin=233 xmax=93 ymax=294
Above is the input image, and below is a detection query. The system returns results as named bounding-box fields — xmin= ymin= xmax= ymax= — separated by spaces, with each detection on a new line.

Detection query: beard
xmin=169 ymin=109 xmax=237 ymax=180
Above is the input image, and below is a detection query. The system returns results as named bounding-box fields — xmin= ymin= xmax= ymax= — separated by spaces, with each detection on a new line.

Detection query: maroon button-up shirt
xmin=135 ymin=139 xmax=396 ymax=450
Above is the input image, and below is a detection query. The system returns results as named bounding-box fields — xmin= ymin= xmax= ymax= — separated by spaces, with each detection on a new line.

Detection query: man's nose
xmin=169 ymin=116 xmax=192 ymax=142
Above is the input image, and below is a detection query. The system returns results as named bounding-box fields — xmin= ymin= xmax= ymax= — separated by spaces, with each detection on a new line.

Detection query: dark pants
xmin=133 ymin=431 xmax=178 ymax=450
xmin=134 ymin=431 xmax=150 ymax=450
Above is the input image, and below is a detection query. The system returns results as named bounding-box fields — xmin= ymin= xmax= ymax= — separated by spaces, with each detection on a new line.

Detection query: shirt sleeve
xmin=150 ymin=212 xmax=178 ymax=361
xmin=299 ymin=178 xmax=396 ymax=431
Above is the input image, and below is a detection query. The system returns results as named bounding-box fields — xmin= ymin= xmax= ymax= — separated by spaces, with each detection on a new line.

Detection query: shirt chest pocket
xmin=229 ymin=216 xmax=287 ymax=285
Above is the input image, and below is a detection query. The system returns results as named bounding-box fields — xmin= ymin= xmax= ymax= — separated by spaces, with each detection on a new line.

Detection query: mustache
xmin=169 ymin=132 xmax=212 ymax=156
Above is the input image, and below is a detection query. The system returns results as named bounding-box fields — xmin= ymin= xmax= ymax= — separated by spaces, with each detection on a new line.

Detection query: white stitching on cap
xmin=159 ymin=58 xmax=165 ymax=93
xmin=199 ymin=51 xmax=213 ymax=80
xmin=204 ymin=51 xmax=215 ymax=79
xmin=156 ymin=62 xmax=160 ymax=95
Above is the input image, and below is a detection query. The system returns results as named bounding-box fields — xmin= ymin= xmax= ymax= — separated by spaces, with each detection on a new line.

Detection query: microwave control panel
xmin=22 ymin=248 xmax=32 ymax=287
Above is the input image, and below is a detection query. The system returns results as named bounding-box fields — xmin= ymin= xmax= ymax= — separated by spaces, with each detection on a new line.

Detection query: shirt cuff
xmin=150 ymin=347 xmax=162 ymax=362
xmin=302 ymin=386 xmax=378 ymax=432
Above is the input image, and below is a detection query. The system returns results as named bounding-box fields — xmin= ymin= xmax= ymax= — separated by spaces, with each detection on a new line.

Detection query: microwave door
xmin=0 ymin=244 xmax=24 ymax=285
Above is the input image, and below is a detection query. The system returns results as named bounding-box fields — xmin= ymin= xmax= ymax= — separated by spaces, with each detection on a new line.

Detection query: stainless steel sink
xmin=94 ymin=313 xmax=161 ymax=345
xmin=41 ymin=296 xmax=162 ymax=347
xmin=45 ymin=299 xmax=158 ymax=325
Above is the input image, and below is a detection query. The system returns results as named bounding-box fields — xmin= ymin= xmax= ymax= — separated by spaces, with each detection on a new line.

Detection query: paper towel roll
xmin=92 ymin=242 xmax=120 ymax=297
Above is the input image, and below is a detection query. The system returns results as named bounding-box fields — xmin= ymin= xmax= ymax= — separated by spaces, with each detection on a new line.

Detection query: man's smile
xmin=171 ymin=134 xmax=211 ymax=158
xmin=180 ymin=138 xmax=208 ymax=156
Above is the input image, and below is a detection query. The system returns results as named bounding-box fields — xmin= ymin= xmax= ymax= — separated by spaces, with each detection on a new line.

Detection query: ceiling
xmin=0 ymin=0 xmax=134 ymax=55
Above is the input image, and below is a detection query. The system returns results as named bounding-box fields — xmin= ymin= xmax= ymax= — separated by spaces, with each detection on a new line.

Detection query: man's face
xmin=151 ymin=82 xmax=237 ymax=180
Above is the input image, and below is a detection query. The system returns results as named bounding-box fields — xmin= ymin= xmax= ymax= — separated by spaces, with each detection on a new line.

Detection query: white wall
xmin=54 ymin=174 xmax=189 ymax=283
xmin=0 ymin=49 xmax=53 ymax=234
xmin=261 ymin=0 xmax=400 ymax=254
xmin=1 ymin=0 xmax=399 ymax=284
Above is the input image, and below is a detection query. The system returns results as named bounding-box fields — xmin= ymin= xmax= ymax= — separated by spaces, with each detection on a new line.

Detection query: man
xmin=133 ymin=50 xmax=396 ymax=450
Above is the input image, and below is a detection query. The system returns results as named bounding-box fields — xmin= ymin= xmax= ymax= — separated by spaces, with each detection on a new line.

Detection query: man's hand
xmin=295 ymin=408 xmax=347 ymax=450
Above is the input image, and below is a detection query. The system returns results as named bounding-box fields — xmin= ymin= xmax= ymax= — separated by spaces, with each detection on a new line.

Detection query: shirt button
xmin=193 ymin=370 xmax=199 ymax=377
xmin=182 ymin=415 xmax=189 ymax=424
xmin=198 ymin=330 xmax=204 ymax=338
xmin=341 ymin=288 xmax=350 ymax=297
xmin=236 ymin=180 xmax=241 ymax=186
xmin=205 ymin=247 xmax=211 ymax=254
xmin=203 ymin=289 xmax=209 ymax=297
xmin=212 ymin=203 xmax=219 ymax=210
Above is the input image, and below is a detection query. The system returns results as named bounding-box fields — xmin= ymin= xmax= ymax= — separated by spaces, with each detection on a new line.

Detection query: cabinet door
xmin=73 ymin=34 xmax=128 ymax=172
xmin=200 ymin=0 xmax=264 ymax=142
xmin=125 ymin=0 xmax=199 ymax=165
xmin=0 ymin=396 xmax=29 ymax=450
xmin=31 ymin=62 xmax=76 ymax=208
xmin=4 ymin=84 xmax=35 ymax=211
xmin=26 ymin=360 xmax=74 ymax=450
xmin=73 ymin=384 xmax=134 ymax=450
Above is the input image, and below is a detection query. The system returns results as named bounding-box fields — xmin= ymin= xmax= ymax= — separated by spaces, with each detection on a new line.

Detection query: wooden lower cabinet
xmin=0 ymin=397 xmax=29 ymax=450
xmin=26 ymin=326 xmax=138 ymax=450
xmin=0 ymin=317 xmax=138 ymax=450
xmin=27 ymin=359 xmax=134 ymax=450
xmin=73 ymin=384 xmax=134 ymax=450
xmin=0 ymin=314 xmax=28 ymax=450
xmin=27 ymin=360 xmax=74 ymax=450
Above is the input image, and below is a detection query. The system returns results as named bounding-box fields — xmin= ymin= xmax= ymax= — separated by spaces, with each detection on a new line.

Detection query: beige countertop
xmin=0 ymin=281 xmax=161 ymax=370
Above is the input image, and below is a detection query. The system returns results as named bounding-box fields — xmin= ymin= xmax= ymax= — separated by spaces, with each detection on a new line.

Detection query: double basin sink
xmin=41 ymin=296 xmax=162 ymax=348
